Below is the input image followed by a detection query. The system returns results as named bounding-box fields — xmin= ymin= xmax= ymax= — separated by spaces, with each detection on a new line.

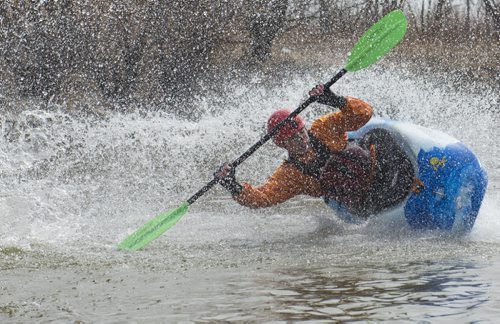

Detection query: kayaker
xmin=214 ymin=84 xmax=415 ymax=217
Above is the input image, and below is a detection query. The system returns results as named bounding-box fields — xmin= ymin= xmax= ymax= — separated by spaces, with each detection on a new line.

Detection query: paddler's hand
xmin=309 ymin=84 xmax=328 ymax=97
xmin=309 ymin=84 xmax=346 ymax=109
xmin=214 ymin=163 xmax=243 ymax=196
xmin=214 ymin=162 xmax=235 ymax=181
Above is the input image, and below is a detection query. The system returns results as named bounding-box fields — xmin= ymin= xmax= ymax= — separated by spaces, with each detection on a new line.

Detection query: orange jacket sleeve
xmin=234 ymin=162 xmax=325 ymax=208
xmin=309 ymin=96 xmax=373 ymax=151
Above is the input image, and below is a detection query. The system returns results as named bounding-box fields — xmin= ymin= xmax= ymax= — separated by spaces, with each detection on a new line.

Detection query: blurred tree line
xmin=0 ymin=0 xmax=498 ymax=113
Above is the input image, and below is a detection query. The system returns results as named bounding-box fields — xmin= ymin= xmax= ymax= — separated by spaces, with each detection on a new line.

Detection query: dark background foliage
xmin=0 ymin=0 xmax=498 ymax=115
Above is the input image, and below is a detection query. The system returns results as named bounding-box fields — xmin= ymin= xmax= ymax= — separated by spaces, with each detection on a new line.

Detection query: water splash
xmin=0 ymin=67 xmax=498 ymax=252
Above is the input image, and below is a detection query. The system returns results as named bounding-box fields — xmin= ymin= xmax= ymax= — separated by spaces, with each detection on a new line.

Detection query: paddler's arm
xmin=313 ymin=96 xmax=372 ymax=130
xmin=215 ymin=162 xmax=323 ymax=208
xmin=310 ymin=84 xmax=373 ymax=132
xmin=234 ymin=163 xmax=324 ymax=208
xmin=308 ymin=84 xmax=373 ymax=151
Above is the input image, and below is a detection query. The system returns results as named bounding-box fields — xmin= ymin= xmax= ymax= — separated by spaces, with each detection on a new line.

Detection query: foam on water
xmin=0 ymin=67 xmax=498 ymax=254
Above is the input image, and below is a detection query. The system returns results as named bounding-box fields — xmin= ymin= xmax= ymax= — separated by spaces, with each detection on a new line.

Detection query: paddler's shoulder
xmin=344 ymin=96 xmax=373 ymax=116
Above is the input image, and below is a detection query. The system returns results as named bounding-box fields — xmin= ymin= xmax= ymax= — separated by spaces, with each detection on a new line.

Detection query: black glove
xmin=214 ymin=163 xmax=243 ymax=196
xmin=311 ymin=85 xmax=347 ymax=110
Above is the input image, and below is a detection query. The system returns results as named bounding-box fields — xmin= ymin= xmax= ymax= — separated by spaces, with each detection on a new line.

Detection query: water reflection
xmin=252 ymin=261 xmax=489 ymax=321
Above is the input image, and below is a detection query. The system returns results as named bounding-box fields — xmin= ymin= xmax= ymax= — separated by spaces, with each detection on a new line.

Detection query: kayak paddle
xmin=118 ymin=9 xmax=407 ymax=250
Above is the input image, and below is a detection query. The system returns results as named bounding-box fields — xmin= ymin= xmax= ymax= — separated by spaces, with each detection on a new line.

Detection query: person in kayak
xmin=214 ymin=84 xmax=415 ymax=217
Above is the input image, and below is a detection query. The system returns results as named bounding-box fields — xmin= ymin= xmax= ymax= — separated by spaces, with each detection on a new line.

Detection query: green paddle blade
xmin=346 ymin=9 xmax=407 ymax=72
xmin=118 ymin=202 xmax=189 ymax=250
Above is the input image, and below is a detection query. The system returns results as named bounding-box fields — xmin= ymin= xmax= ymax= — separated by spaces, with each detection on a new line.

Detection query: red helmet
xmin=267 ymin=109 xmax=305 ymax=145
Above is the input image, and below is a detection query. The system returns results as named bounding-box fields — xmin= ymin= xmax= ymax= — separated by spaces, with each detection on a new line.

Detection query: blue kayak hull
xmin=325 ymin=118 xmax=488 ymax=233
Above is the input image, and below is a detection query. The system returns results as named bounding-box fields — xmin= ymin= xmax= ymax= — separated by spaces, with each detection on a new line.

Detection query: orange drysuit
xmin=234 ymin=96 xmax=373 ymax=208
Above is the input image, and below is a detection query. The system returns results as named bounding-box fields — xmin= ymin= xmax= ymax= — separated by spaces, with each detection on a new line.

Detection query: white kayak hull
xmin=325 ymin=118 xmax=488 ymax=233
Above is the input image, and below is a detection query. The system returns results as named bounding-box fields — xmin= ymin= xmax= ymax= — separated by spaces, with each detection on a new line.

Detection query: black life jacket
xmin=285 ymin=129 xmax=415 ymax=217
xmin=285 ymin=132 xmax=374 ymax=210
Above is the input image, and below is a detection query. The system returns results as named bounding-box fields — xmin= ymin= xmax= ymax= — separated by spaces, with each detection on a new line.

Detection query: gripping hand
xmin=309 ymin=84 xmax=347 ymax=109
xmin=214 ymin=163 xmax=243 ymax=196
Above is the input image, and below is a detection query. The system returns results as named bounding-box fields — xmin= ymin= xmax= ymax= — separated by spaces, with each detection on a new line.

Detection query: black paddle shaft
xmin=186 ymin=68 xmax=348 ymax=205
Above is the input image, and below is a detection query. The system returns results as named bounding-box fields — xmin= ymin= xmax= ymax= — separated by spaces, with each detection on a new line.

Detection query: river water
xmin=1 ymin=67 xmax=499 ymax=322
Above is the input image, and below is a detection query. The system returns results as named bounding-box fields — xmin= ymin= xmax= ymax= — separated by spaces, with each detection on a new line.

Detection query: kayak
xmin=325 ymin=117 xmax=488 ymax=233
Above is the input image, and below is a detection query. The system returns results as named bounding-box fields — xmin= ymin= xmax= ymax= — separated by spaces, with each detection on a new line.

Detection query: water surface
xmin=1 ymin=67 xmax=499 ymax=322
